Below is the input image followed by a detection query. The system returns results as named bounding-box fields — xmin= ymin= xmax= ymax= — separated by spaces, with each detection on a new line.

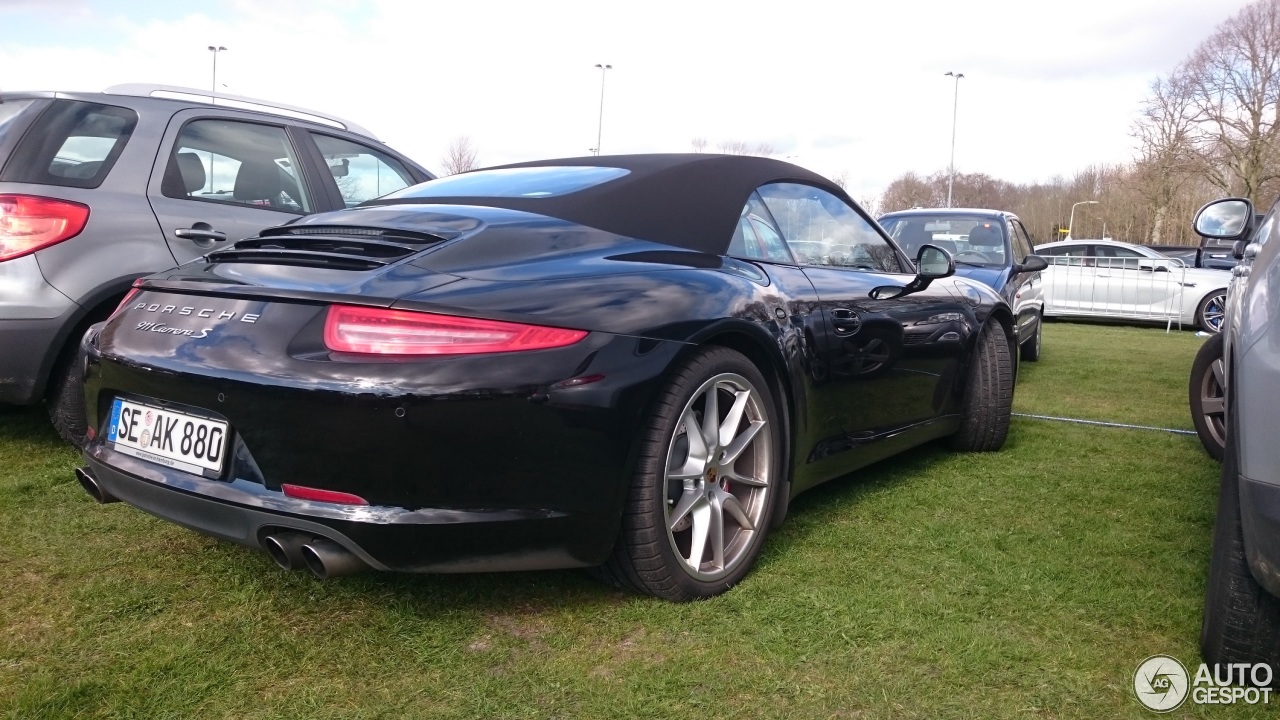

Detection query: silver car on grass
xmin=1195 ymin=197 xmax=1280 ymax=672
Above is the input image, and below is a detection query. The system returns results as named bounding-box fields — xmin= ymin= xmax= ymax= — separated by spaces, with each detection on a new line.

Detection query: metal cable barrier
xmin=1040 ymin=256 xmax=1187 ymax=332
xmin=1013 ymin=413 xmax=1196 ymax=436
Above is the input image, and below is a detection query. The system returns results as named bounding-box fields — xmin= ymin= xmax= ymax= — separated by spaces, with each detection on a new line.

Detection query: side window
xmin=161 ymin=119 xmax=311 ymax=213
xmin=0 ymin=100 xmax=137 ymax=189
xmin=757 ymin=183 xmax=901 ymax=272
xmin=726 ymin=192 xmax=794 ymax=263
xmin=1045 ymin=245 xmax=1088 ymax=266
xmin=1093 ymin=245 xmax=1144 ymax=270
xmin=311 ymin=134 xmax=415 ymax=206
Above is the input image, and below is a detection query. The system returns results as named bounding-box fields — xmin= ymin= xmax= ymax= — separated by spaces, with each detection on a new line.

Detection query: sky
xmin=0 ymin=0 xmax=1256 ymax=202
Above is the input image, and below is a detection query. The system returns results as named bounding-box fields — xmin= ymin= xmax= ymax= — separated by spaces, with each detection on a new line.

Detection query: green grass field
xmin=0 ymin=323 xmax=1261 ymax=718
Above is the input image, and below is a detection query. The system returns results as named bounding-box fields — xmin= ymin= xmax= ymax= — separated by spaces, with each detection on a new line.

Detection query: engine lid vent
xmin=207 ymin=225 xmax=447 ymax=270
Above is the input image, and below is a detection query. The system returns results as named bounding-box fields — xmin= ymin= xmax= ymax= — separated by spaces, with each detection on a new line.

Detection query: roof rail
xmin=103 ymin=83 xmax=379 ymax=141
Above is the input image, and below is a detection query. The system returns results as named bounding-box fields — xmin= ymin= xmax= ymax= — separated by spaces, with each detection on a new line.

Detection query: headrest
xmin=233 ymin=160 xmax=281 ymax=203
xmin=967 ymin=223 xmax=1002 ymax=247
xmin=176 ymin=152 xmax=206 ymax=193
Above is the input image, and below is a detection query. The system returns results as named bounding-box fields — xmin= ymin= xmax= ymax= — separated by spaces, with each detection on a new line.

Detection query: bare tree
xmin=879 ymin=172 xmax=936 ymax=212
xmin=752 ymin=142 xmax=776 ymax=157
xmin=440 ymin=136 xmax=480 ymax=176
xmin=1180 ymin=0 xmax=1280 ymax=201
xmin=1132 ymin=74 xmax=1200 ymax=243
xmin=691 ymin=137 xmax=707 ymax=153
xmin=713 ymin=140 xmax=776 ymax=157
xmin=829 ymin=171 xmax=849 ymax=190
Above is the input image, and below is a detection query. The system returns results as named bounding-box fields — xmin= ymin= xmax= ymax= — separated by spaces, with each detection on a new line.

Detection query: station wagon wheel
xmin=596 ymin=347 xmax=780 ymax=601
xmin=1197 ymin=291 xmax=1227 ymax=333
xmin=1189 ymin=332 xmax=1226 ymax=461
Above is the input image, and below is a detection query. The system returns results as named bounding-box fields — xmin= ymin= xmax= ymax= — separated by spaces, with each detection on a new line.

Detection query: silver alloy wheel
xmin=1201 ymin=293 xmax=1227 ymax=332
xmin=663 ymin=372 xmax=771 ymax=581
xmin=1200 ymin=355 xmax=1227 ymax=450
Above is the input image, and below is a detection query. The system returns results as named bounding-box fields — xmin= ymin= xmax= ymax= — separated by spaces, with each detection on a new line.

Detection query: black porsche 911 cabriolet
xmin=77 ymin=154 xmax=1016 ymax=601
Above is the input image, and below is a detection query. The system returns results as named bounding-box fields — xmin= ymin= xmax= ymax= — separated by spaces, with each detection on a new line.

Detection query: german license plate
xmin=107 ymin=398 xmax=228 ymax=476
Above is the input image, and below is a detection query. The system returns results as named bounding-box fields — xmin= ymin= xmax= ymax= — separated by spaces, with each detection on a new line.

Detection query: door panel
xmin=147 ymin=111 xmax=316 ymax=265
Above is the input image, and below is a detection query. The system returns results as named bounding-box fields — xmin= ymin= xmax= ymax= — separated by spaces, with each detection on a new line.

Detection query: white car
xmin=1033 ymin=239 xmax=1230 ymax=331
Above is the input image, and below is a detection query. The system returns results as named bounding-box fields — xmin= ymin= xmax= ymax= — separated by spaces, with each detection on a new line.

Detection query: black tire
xmin=949 ymin=322 xmax=1013 ymax=452
xmin=46 ymin=349 xmax=88 ymax=448
xmin=594 ymin=346 xmax=781 ymax=601
xmin=1189 ymin=332 xmax=1226 ymax=462
xmin=1197 ymin=290 xmax=1228 ymax=333
xmin=1200 ymin=426 xmax=1280 ymax=673
xmin=1019 ymin=312 xmax=1042 ymax=362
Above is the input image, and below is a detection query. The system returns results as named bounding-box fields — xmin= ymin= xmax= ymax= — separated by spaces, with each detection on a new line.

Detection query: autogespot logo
xmin=1134 ymin=654 xmax=1274 ymax=712
xmin=1135 ymin=655 xmax=1189 ymax=712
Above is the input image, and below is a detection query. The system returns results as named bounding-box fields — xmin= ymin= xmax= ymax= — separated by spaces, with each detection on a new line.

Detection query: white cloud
xmin=0 ymin=0 xmax=1257 ymax=199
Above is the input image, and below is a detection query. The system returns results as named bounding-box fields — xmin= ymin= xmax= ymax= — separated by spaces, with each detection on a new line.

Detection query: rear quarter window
xmin=0 ymin=99 xmax=138 ymax=189
xmin=0 ymin=99 xmax=39 ymax=144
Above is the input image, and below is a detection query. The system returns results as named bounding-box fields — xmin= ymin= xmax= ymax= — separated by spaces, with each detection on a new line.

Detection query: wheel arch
xmin=39 ymin=277 xmax=142 ymax=397
xmin=677 ymin=321 xmax=797 ymax=528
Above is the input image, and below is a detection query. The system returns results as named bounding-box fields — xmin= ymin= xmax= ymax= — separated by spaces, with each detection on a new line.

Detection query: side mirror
xmin=1194 ymin=198 xmax=1254 ymax=240
xmin=916 ymin=244 xmax=955 ymax=278
xmin=870 ymin=244 xmax=954 ymax=300
xmin=1016 ymin=255 xmax=1048 ymax=273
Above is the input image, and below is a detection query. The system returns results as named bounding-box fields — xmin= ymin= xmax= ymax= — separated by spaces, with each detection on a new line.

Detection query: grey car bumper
xmin=1241 ymin=476 xmax=1280 ymax=598
xmin=0 ymin=315 xmax=68 ymax=404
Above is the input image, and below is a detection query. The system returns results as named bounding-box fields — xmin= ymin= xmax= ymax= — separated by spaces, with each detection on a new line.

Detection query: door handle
xmin=830 ymin=308 xmax=862 ymax=335
xmin=174 ymin=227 xmax=228 ymax=243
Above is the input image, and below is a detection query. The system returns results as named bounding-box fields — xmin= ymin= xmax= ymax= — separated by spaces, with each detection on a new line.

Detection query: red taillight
xmin=109 ymin=284 xmax=143 ymax=319
xmin=281 ymin=483 xmax=369 ymax=506
xmin=323 ymin=305 xmax=588 ymax=356
xmin=0 ymin=194 xmax=90 ymax=262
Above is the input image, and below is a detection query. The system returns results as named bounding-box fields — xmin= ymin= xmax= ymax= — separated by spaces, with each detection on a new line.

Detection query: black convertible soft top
xmin=362 ymin=154 xmax=853 ymax=255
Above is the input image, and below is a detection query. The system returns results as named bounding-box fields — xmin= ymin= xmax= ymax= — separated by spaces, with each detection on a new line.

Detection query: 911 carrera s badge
xmin=135 ymin=321 xmax=212 ymax=338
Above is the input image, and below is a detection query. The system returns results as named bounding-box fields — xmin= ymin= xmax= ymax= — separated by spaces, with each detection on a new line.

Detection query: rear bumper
xmin=1241 ymin=475 xmax=1280 ymax=598
xmin=0 ymin=314 xmax=69 ymax=404
xmin=83 ymin=443 xmax=618 ymax=572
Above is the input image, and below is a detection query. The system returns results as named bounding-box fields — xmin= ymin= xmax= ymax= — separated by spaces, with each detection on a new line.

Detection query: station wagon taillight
xmin=0 ymin=194 xmax=90 ymax=262
xmin=324 ymin=305 xmax=588 ymax=356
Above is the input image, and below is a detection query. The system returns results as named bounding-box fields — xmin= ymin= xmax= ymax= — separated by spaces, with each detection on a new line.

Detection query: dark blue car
xmin=879 ymin=208 xmax=1048 ymax=362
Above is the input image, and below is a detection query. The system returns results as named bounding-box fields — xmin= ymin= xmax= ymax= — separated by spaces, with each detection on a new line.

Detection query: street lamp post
xmin=207 ymin=45 xmax=227 ymax=97
xmin=1067 ymin=200 xmax=1099 ymax=240
xmin=594 ymin=63 xmax=612 ymax=156
xmin=945 ymin=71 xmax=964 ymax=208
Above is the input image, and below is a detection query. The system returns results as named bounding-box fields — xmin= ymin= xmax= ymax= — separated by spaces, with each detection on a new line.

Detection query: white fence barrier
xmin=1040 ymin=256 xmax=1187 ymax=332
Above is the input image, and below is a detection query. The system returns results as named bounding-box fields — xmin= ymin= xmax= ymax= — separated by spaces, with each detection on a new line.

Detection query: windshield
xmin=384 ymin=166 xmax=629 ymax=200
xmin=879 ymin=214 xmax=1008 ymax=267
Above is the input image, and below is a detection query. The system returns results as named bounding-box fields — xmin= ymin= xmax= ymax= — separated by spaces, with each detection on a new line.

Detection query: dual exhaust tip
xmin=264 ymin=532 xmax=366 ymax=579
xmin=75 ymin=466 xmax=366 ymax=580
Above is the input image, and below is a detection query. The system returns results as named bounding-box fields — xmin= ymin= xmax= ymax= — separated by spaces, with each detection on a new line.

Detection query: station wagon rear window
xmin=0 ymin=99 xmax=137 ymax=189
